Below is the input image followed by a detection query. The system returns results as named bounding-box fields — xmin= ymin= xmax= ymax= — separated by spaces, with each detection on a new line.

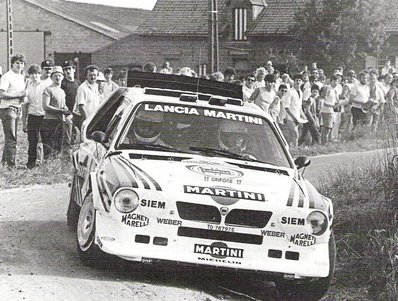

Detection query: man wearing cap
xmin=41 ymin=59 xmax=54 ymax=87
xmin=0 ymin=53 xmax=27 ymax=167
xmin=41 ymin=66 xmax=71 ymax=159
xmin=72 ymin=65 xmax=100 ymax=129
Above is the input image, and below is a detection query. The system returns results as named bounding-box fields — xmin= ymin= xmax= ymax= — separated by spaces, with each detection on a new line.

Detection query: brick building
xmin=0 ymin=0 xmax=149 ymax=80
xmin=92 ymin=0 xmax=308 ymax=77
xmin=92 ymin=0 xmax=398 ymax=77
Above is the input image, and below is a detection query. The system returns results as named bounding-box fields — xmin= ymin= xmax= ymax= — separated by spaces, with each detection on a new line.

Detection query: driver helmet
xmin=218 ymin=120 xmax=248 ymax=152
xmin=132 ymin=110 xmax=164 ymax=143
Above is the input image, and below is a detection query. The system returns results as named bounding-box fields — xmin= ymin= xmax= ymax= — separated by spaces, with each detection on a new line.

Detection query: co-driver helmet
xmin=218 ymin=120 xmax=248 ymax=152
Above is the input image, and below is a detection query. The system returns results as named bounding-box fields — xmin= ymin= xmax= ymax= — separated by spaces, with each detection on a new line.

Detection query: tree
xmin=290 ymin=0 xmax=397 ymax=72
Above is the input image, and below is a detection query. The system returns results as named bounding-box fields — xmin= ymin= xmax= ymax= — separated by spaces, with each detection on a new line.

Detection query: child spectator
xmin=319 ymin=86 xmax=338 ymax=144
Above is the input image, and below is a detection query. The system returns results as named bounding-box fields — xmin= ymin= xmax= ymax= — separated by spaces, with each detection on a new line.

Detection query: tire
xmin=76 ymin=194 xmax=108 ymax=267
xmin=66 ymin=173 xmax=81 ymax=232
xmin=276 ymin=231 xmax=336 ymax=301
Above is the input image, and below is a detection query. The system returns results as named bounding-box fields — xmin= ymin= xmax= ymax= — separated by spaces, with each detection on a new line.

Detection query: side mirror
xmin=91 ymin=131 xmax=109 ymax=145
xmin=294 ymin=156 xmax=311 ymax=170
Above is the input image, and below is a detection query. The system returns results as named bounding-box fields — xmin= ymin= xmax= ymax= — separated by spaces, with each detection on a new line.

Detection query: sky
xmin=66 ymin=0 xmax=158 ymax=10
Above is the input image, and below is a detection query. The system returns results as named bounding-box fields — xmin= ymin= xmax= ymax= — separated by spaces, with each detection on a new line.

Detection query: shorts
xmin=321 ymin=112 xmax=334 ymax=128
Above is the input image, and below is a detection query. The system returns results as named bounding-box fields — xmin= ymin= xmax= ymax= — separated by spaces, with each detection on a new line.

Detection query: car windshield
xmin=118 ymin=102 xmax=291 ymax=168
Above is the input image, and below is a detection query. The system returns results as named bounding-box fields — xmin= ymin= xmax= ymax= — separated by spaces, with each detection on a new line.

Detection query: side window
xmin=86 ymin=88 xmax=127 ymax=137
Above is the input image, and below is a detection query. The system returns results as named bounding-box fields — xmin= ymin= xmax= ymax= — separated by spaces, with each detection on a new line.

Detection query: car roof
xmin=123 ymin=87 xmax=273 ymax=120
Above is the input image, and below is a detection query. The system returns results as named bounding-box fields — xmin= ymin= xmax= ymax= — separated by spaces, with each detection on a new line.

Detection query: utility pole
xmin=6 ymin=0 xmax=14 ymax=70
xmin=208 ymin=0 xmax=219 ymax=74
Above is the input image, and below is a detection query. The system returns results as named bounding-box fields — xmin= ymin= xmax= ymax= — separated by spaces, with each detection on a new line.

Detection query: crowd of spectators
xmin=0 ymin=54 xmax=397 ymax=169
xmin=0 ymin=54 xmax=119 ymax=169
xmin=131 ymin=59 xmax=398 ymax=148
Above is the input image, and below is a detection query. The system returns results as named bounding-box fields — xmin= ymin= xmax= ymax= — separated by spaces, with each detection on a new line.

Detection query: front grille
xmin=177 ymin=202 xmax=221 ymax=223
xmin=178 ymin=227 xmax=263 ymax=245
xmin=225 ymin=209 xmax=272 ymax=228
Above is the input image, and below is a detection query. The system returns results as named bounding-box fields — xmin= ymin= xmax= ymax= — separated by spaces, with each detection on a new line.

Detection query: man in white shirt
xmin=282 ymin=73 xmax=305 ymax=147
xmin=73 ymin=65 xmax=100 ymax=129
xmin=350 ymin=71 xmax=371 ymax=130
xmin=0 ymin=54 xmax=27 ymax=167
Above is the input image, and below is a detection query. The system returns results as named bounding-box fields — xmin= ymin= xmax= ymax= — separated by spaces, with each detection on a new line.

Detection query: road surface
xmin=0 ymin=149 xmax=387 ymax=300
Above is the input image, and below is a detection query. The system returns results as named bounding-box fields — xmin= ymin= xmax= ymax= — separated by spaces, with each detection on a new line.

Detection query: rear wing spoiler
xmin=127 ymin=70 xmax=243 ymax=100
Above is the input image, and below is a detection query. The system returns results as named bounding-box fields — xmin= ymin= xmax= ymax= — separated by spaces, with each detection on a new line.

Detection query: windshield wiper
xmin=189 ymin=146 xmax=265 ymax=163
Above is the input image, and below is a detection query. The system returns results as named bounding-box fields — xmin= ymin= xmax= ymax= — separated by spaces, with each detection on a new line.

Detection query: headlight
xmin=307 ymin=211 xmax=328 ymax=235
xmin=113 ymin=188 xmax=139 ymax=213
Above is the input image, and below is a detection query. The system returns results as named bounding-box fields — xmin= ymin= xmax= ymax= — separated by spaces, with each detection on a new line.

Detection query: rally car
xmin=67 ymin=71 xmax=335 ymax=301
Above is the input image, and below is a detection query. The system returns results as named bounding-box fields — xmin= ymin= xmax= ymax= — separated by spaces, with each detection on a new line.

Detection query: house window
xmin=198 ymin=64 xmax=207 ymax=77
xmin=234 ymin=8 xmax=247 ymax=41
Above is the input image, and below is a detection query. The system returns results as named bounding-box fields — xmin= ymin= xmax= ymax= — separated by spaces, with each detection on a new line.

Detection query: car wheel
xmin=275 ymin=232 xmax=336 ymax=301
xmin=67 ymin=173 xmax=81 ymax=232
xmin=76 ymin=194 xmax=107 ymax=267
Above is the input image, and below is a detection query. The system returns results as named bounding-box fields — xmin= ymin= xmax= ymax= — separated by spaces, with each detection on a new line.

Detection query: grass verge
xmin=319 ymin=151 xmax=398 ymax=300
xmin=0 ymin=122 xmax=73 ymax=189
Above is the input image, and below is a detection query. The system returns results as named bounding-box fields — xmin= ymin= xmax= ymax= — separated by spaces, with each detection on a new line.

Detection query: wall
xmin=0 ymin=0 xmax=114 ymax=71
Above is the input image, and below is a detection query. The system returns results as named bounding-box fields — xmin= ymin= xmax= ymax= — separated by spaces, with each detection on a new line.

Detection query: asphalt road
xmin=0 ymin=149 xmax=388 ymax=301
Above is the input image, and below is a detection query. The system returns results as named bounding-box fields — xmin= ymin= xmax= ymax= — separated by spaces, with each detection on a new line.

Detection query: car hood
xmin=98 ymin=152 xmax=326 ymax=210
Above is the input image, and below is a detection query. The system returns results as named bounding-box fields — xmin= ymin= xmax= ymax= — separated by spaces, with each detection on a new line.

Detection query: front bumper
xmin=95 ymin=210 xmax=331 ymax=279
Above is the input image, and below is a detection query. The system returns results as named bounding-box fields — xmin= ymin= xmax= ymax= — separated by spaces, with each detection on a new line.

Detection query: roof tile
xmin=137 ymin=0 xmax=228 ymax=36
xmin=24 ymin=0 xmax=150 ymax=39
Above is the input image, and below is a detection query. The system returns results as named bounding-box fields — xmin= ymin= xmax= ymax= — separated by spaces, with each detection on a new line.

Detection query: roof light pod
xmin=209 ymin=96 xmax=228 ymax=106
xmin=179 ymin=94 xmax=198 ymax=102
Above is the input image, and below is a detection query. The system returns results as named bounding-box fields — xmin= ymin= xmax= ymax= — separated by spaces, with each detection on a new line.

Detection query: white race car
xmin=67 ymin=72 xmax=335 ymax=301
